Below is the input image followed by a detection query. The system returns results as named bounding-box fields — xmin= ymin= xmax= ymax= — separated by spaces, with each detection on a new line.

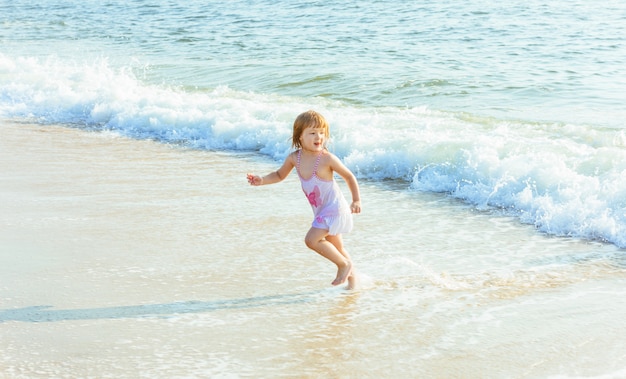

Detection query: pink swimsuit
xmin=296 ymin=150 xmax=353 ymax=235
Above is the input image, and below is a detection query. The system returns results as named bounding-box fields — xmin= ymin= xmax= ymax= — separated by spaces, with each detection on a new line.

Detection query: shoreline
xmin=2 ymin=121 xmax=625 ymax=378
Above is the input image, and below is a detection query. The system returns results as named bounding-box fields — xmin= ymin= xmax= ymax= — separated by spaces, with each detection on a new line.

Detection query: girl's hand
xmin=247 ymin=173 xmax=263 ymax=186
xmin=350 ymin=201 xmax=361 ymax=214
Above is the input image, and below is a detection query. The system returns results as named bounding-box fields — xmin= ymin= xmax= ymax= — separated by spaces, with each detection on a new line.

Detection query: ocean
xmin=2 ymin=0 xmax=625 ymax=247
xmin=1 ymin=1 xmax=626 ymax=377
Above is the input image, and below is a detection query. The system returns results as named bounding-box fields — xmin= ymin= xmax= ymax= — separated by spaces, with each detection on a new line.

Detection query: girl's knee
xmin=304 ymin=228 xmax=329 ymax=250
xmin=304 ymin=235 xmax=317 ymax=249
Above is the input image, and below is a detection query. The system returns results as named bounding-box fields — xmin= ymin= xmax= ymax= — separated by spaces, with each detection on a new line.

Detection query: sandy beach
xmin=0 ymin=121 xmax=317 ymax=377
xmin=2 ymin=121 xmax=626 ymax=378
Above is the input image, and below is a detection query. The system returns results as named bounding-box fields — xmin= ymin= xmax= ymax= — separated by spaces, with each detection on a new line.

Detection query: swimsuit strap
xmin=296 ymin=149 xmax=323 ymax=178
xmin=312 ymin=150 xmax=323 ymax=176
xmin=296 ymin=149 xmax=302 ymax=175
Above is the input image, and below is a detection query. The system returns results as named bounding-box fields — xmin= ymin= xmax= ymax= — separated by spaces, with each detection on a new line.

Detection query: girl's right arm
xmin=247 ymin=153 xmax=295 ymax=186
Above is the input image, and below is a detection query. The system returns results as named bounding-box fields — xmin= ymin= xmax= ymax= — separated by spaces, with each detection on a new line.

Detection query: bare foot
xmin=332 ymin=261 xmax=353 ymax=286
xmin=345 ymin=269 xmax=358 ymax=290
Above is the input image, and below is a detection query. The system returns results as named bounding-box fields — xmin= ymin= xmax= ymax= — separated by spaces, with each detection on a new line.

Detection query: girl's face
xmin=299 ymin=126 xmax=326 ymax=152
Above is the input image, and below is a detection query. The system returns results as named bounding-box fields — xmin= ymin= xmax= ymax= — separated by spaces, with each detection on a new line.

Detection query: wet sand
xmin=2 ymin=121 xmax=626 ymax=378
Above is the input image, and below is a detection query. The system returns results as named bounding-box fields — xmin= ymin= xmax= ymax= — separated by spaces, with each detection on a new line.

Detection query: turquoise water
xmin=1 ymin=0 xmax=626 ymax=246
xmin=3 ymin=0 xmax=625 ymax=125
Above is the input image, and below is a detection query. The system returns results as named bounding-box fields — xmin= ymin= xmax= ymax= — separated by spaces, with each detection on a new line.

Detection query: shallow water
xmin=2 ymin=123 xmax=625 ymax=378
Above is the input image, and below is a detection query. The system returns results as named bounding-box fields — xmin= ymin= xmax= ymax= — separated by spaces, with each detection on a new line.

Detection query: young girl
xmin=247 ymin=110 xmax=361 ymax=289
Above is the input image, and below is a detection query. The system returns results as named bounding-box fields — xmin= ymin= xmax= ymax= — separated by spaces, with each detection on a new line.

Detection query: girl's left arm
xmin=330 ymin=155 xmax=361 ymax=214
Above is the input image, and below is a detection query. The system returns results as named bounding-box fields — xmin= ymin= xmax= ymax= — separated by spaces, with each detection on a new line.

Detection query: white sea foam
xmin=1 ymin=54 xmax=625 ymax=247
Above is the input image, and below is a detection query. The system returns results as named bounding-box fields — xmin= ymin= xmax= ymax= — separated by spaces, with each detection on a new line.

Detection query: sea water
xmin=1 ymin=1 xmax=626 ymax=377
xmin=2 ymin=0 xmax=625 ymax=247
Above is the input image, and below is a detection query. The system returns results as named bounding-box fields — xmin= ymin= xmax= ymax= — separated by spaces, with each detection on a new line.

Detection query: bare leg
xmin=326 ymin=234 xmax=357 ymax=290
xmin=305 ymin=227 xmax=352 ymax=286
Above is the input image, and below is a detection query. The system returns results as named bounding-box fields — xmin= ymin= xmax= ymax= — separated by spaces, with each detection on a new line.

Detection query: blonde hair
xmin=292 ymin=110 xmax=330 ymax=149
